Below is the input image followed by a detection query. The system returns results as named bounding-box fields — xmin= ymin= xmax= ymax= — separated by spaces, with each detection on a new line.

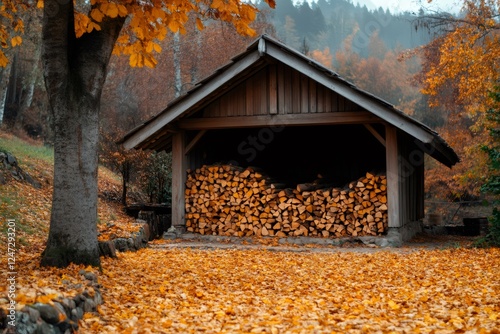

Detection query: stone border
xmin=2 ymin=270 xmax=101 ymax=334
xmin=98 ymin=219 xmax=150 ymax=258
xmin=2 ymin=213 xmax=164 ymax=333
xmin=98 ymin=209 xmax=172 ymax=257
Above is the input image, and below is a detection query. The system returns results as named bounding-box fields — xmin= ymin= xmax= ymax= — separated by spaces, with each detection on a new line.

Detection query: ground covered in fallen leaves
xmin=76 ymin=247 xmax=500 ymax=333
xmin=2 ymin=131 xmax=500 ymax=333
xmin=0 ymin=131 xmax=140 ymax=317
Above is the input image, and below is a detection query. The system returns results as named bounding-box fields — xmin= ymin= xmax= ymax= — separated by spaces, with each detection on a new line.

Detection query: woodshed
xmin=121 ymin=35 xmax=459 ymax=242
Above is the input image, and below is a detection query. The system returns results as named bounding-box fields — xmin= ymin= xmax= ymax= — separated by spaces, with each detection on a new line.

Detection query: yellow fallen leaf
xmin=35 ymin=294 xmax=58 ymax=304
xmin=388 ymin=300 xmax=400 ymax=310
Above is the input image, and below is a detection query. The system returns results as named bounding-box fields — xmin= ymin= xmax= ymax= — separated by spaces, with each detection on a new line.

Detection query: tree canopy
xmin=420 ymin=0 xmax=500 ymax=118
xmin=1 ymin=0 xmax=275 ymax=68
xmin=414 ymin=0 xmax=500 ymax=199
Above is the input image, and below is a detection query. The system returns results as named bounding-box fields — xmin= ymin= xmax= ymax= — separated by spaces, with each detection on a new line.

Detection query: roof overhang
xmin=121 ymin=35 xmax=459 ymax=168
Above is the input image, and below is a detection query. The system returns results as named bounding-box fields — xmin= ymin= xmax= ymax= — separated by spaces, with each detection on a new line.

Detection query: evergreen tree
xmin=476 ymin=86 xmax=500 ymax=247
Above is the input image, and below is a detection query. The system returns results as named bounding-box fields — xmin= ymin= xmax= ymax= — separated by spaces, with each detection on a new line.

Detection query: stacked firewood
xmin=185 ymin=165 xmax=388 ymax=238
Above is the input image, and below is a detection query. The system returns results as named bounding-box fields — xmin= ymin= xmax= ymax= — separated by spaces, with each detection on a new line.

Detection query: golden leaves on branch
xmin=196 ymin=17 xmax=204 ymax=31
xmin=420 ymin=0 xmax=500 ymax=117
xmin=75 ymin=13 xmax=100 ymax=37
xmin=90 ymin=8 xmax=105 ymax=22
xmin=2 ymin=0 xmax=271 ymax=68
xmin=75 ymin=1 xmax=129 ymax=37
xmin=0 ymin=53 xmax=8 ymax=67
xmin=0 ymin=0 xmax=26 ymax=66
xmin=109 ymin=0 xmax=265 ymax=68
xmin=10 ymin=35 xmax=22 ymax=47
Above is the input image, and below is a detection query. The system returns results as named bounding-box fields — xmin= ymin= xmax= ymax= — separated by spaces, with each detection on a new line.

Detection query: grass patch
xmin=0 ymin=131 xmax=52 ymax=241
xmin=0 ymin=189 xmax=21 ymax=233
xmin=0 ymin=132 xmax=53 ymax=165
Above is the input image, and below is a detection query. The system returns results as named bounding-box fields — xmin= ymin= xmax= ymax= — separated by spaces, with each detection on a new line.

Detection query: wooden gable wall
xmin=202 ymin=63 xmax=362 ymax=118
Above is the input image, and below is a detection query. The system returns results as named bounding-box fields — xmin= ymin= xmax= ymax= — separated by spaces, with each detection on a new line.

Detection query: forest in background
xmin=0 ymin=0 xmax=495 ymax=205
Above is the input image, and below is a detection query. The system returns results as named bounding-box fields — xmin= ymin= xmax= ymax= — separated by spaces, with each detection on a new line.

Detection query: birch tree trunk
xmin=173 ymin=32 xmax=182 ymax=98
xmin=2 ymin=53 xmax=19 ymax=127
xmin=40 ymin=0 xmax=125 ymax=267
xmin=0 ymin=62 xmax=13 ymax=125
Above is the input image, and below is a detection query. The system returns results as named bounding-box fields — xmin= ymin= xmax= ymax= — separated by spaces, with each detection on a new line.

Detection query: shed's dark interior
xmin=188 ymin=124 xmax=386 ymax=188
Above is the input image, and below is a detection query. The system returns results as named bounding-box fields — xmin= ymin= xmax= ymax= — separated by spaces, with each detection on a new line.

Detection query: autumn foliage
xmin=415 ymin=0 xmax=500 ymax=200
xmin=0 ymin=0 xmax=25 ymax=66
xmin=420 ymin=1 xmax=500 ymax=117
xmin=0 ymin=0 xmax=276 ymax=68
xmin=332 ymin=28 xmax=421 ymax=117
xmin=80 ymin=0 xmax=274 ymax=68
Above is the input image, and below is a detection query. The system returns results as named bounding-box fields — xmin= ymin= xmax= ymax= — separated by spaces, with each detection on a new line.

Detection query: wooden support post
xmin=386 ymin=124 xmax=401 ymax=228
xmin=172 ymin=131 xmax=187 ymax=230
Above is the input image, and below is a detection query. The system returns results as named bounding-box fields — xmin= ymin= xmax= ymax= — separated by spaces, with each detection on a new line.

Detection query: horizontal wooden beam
xmin=178 ymin=112 xmax=380 ymax=130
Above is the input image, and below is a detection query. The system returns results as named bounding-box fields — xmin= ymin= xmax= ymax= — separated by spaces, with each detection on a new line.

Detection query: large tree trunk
xmin=40 ymin=0 xmax=125 ymax=267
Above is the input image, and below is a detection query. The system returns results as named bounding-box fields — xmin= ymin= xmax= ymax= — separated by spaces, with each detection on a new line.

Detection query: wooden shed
xmin=121 ymin=35 xmax=458 ymax=242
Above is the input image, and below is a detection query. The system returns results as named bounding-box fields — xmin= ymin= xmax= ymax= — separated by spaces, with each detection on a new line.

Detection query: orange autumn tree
xmin=334 ymin=29 xmax=421 ymax=117
xmin=100 ymin=125 xmax=149 ymax=206
xmin=309 ymin=47 xmax=333 ymax=68
xmin=415 ymin=0 xmax=500 ymax=199
xmin=1 ymin=0 xmax=275 ymax=268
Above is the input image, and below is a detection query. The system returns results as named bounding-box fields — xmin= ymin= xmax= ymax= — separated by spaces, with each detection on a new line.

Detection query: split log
xmin=185 ymin=165 xmax=388 ymax=238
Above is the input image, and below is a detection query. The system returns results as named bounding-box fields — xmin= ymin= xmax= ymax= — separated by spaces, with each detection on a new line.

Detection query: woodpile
xmin=185 ymin=165 xmax=388 ymax=238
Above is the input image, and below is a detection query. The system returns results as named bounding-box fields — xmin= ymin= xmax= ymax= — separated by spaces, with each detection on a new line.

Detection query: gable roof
xmin=121 ymin=34 xmax=459 ymax=168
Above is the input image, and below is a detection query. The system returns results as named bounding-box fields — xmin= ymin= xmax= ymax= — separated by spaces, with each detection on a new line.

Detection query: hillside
xmin=0 ymin=131 xmax=145 ymax=330
xmin=0 ymin=130 xmax=141 ymax=253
